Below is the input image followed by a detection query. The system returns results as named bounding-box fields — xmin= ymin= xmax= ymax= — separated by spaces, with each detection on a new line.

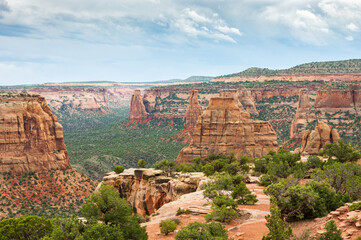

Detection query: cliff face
xmin=184 ymin=90 xmax=203 ymax=130
xmin=290 ymin=89 xmax=315 ymax=141
xmin=299 ymin=122 xmax=340 ymax=155
xmin=290 ymin=88 xmax=361 ymax=143
xmin=212 ymin=73 xmax=361 ymax=83
xmin=176 ymin=97 xmax=278 ymax=163
xmin=27 ymin=87 xmax=132 ymax=114
xmin=0 ymin=93 xmax=70 ymax=175
xmin=99 ymin=168 xmax=207 ymax=216
xmin=129 ymin=90 xmax=148 ymax=122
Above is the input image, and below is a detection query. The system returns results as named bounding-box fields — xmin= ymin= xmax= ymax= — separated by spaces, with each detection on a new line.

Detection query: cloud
xmin=345 ymin=36 xmax=354 ymax=41
xmin=346 ymin=23 xmax=359 ymax=32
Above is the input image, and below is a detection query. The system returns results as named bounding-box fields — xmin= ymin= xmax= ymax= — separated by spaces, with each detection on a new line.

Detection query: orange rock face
xmin=0 ymin=93 xmax=70 ymax=175
xmin=290 ymin=89 xmax=315 ymax=141
xmin=299 ymin=121 xmax=340 ymax=155
xmin=176 ymin=97 xmax=278 ymax=163
xmin=99 ymin=169 xmax=207 ymax=216
xmin=184 ymin=90 xmax=203 ymax=130
xmin=129 ymin=90 xmax=148 ymax=122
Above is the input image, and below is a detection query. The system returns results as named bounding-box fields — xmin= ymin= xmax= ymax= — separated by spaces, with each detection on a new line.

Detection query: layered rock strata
xmin=0 ymin=93 xmax=70 ymax=175
xmin=299 ymin=121 xmax=340 ymax=155
xmin=184 ymin=90 xmax=203 ymax=130
xmin=290 ymin=89 xmax=315 ymax=141
xmin=98 ymin=168 xmax=207 ymax=216
xmin=129 ymin=90 xmax=148 ymax=122
xmin=176 ymin=97 xmax=278 ymax=163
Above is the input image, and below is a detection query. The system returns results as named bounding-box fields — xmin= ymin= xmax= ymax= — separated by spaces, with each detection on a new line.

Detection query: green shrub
xmin=262 ymin=198 xmax=293 ymax=240
xmin=265 ymin=178 xmax=344 ymax=220
xmin=137 ymin=159 xmax=146 ymax=168
xmin=315 ymin=220 xmax=343 ymax=240
xmin=205 ymin=205 xmax=238 ymax=223
xmin=320 ymin=139 xmax=361 ymax=163
xmin=114 ymin=166 xmax=125 ymax=174
xmin=202 ymin=164 xmax=215 ymax=176
xmin=312 ymin=162 xmax=361 ymax=200
xmin=349 ymin=202 xmax=361 ymax=211
xmin=305 ymin=155 xmax=324 ymax=170
xmin=212 ymin=196 xmax=238 ymax=209
xmin=175 ymin=221 xmax=229 ymax=240
xmin=160 ymin=220 xmax=177 ymax=235
xmin=176 ymin=208 xmax=191 ymax=216
xmin=231 ymin=182 xmax=258 ymax=204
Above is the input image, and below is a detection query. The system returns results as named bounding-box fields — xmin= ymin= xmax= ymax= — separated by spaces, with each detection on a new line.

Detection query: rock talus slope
xmin=176 ymin=97 xmax=278 ymax=163
xmin=0 ymin=93 xmax=70 ymax=175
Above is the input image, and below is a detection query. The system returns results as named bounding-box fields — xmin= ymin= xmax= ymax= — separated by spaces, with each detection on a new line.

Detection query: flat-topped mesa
xmin=129 ymin=90 xmax=148 ymax=122
xmin=184 ymin=90 xmax=203 ymax=130
xmin=0 ymin=93 xmax=70 ymax=175
xmin=299 ymin=121 xmax=340 ymax=155
xmin=290 ymin=89 xmax=315 ymax=141
xmin=176 ymin=97 xmax=278 ymax=164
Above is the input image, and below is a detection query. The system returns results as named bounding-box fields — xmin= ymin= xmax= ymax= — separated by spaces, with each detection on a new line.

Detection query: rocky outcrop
xmin=299 ymin=122 xmax=340 ymax=155
xmin=290 ymin=89 xmax=315 ymax=141
xmin=99 ymin=168 xmax=207 ymax=216
xmin=129 ymin=90 xmax=148 ymax=122
xmin=0 ymin=93 xmax=70 ymax=175
xmin=184 ymin=90 xmax=203 ymax=130
xmin=176 ymin=97 xmax=278 ymax=163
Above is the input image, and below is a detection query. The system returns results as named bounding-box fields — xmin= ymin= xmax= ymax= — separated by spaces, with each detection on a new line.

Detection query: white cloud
xmin=345 ymin=36 xmax=354 ymax=41
xmin=346 ymin=23 xmax=359 ymax=32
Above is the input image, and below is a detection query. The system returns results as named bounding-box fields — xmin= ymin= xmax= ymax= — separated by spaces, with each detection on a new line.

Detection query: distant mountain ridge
xmin=218 ymin=59 xmax=361 ymax=78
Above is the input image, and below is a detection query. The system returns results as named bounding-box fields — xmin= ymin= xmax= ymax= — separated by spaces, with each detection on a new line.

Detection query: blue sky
xmin=0 ymin=0 xmax=361 ymax=85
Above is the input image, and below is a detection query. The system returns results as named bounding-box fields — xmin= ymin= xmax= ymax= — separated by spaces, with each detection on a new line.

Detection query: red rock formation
xmin=315 ymin=89 xmax=356 ymax=108
xmin=185 ymin=90 xmax=203 ymax=130
xmin=0 ymin=93 xmax=70 ymax=175
xmin=239 ymin=90 xmax=258 ymax=115
xmin=219 ymin=89 xmax=244 ymax=110
xmin=129 ymin=90 xmax=148 ymax=122
xmin=299 ymin=122 xmax=340 ymax=155
xmin=290 ymin=89 xmax=315 ymax=141
xmin=176 ymin=97 xmax=278 ymax=164
xmin=99 ymin=168 xmax=207 ymax=216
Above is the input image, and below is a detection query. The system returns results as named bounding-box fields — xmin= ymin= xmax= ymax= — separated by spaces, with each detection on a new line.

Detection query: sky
xmin=0 ymin=0 xmax=361 ymax=85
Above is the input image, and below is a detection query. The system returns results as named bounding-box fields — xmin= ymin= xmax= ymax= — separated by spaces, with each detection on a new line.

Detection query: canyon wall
xmin=27 ymin=87 xmax=134 ymax=114
xmin=99 ymin=168 xmax=207 ymax=216
xmin=290 ymin=87 xmax=361 ymax=142
xmin=0 ymin=93 xmax=70 ymax=175
xmin=212 ymin=73 xmax=361 ymax=83
xmin=176 ymin=97 xmax=278 ymax=163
